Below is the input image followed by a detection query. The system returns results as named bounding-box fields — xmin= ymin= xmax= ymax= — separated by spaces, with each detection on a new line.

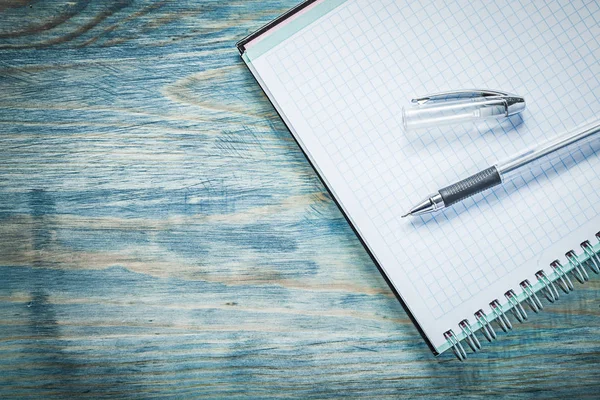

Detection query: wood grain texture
xmin=0 ymin=1 xmax=598 ymax=398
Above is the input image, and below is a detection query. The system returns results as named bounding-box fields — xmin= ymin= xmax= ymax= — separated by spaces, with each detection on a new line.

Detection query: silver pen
xmin=403 ymin=121 xmax=600 ymax=217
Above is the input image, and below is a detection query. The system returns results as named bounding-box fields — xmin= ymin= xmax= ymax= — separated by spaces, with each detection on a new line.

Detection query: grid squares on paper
xmin=261 ymin=0 xmax=600 ymax=323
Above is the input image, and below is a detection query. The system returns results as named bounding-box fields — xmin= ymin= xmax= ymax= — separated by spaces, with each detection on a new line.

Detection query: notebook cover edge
xmin=236 ymin=0 xmax=320 ymax=55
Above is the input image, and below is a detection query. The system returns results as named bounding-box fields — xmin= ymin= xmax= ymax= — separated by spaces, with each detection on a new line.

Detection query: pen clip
xmin=412 ymin=89 xmax=518 ymax=105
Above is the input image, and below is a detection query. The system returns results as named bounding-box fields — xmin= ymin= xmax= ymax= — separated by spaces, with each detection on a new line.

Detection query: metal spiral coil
xmin=443 ymin=230 xmax=600 ymax=360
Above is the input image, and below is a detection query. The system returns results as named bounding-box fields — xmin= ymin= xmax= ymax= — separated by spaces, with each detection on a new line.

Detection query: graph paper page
xmin=245 ymin=0 xmax=600 ymax=351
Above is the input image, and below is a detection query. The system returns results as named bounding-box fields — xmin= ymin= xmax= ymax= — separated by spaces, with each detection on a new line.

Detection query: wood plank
xmin=0 ymin=0 xmax=598 ymax=397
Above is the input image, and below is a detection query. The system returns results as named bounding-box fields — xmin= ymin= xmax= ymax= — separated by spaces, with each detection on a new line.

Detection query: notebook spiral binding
xmin=443 ymin=231 xmax=600 ymax=360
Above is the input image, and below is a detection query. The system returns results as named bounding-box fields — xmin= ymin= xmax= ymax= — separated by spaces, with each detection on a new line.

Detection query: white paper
xmin=246 ymin=0 xmax=600 ymax=351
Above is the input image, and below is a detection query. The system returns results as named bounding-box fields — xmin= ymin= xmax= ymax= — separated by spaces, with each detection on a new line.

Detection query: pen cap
xmin=402 ymin=90 xmax=525 ymax=132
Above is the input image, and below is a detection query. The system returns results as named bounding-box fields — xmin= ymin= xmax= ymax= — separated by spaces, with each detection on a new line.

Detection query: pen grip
xmin=439 ymin=166 xmax=501 ymax=207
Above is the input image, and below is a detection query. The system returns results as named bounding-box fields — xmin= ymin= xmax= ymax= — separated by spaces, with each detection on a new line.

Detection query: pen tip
xmin=401 ymin=212 xmax=410 ymax=218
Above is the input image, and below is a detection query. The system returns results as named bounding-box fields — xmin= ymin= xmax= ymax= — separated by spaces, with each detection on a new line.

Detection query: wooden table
xmin=1 ymin=1 xmax=598 ymax=398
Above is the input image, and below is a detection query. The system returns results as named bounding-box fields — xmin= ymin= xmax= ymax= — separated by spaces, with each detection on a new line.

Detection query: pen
xmin=403 ymin=121 xmax=600 ymax=217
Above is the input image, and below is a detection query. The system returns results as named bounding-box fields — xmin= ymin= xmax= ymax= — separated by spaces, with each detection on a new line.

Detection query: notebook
xmin=237 ymin=0 xmax=600 ymax=358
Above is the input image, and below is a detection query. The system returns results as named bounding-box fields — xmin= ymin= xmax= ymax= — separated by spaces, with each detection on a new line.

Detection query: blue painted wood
xmin=0 ymin=1 xmax=598 ymax=398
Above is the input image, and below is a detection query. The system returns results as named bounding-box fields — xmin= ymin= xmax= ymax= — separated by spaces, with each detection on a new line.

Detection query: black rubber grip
xmin=439 ymin=166 xmax=501 ymax=207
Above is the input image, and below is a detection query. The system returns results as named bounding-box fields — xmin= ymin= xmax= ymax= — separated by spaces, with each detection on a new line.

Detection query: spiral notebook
xmin=238 ymin=0 xmax=600 ymax=358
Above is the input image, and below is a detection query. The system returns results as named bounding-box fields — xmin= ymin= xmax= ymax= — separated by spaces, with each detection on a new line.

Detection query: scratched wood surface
xmin=0 ymin=1 xmax=599 ymax=398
